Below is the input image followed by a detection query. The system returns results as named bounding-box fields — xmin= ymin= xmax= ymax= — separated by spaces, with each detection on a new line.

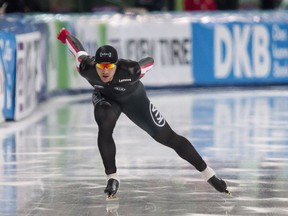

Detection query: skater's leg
xmin=93 ymin=95 xmax=121 ymax=175
xmin=120 ymin=84 xmax=207 ymax=172
xmin=152 ymin=128 xmax=207 ymax=171
xmin=94 ymin=98 xmax=122 ymax=197
xmin=121 ymin=83 xmax=229 ymax=194
xmin=152 ymin=127 xmax=229 ymax=194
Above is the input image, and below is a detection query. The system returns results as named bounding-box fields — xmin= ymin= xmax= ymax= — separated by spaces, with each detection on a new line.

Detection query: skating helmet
xmin=95 ymin=45 xmax=118 ymax=64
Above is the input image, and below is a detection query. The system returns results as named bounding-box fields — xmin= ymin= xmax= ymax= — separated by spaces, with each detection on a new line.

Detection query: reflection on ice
xmin=0 ymin=89 xmax=288 ymax=216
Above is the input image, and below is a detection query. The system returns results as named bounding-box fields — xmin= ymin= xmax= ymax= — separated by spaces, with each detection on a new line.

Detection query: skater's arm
xmin=118 ymin=57 xmax=154 ymax=80
xmin=138 ymin=57 xmax=154 ymax=78
xmin=57 ymin=28 xmax=89 ymax=70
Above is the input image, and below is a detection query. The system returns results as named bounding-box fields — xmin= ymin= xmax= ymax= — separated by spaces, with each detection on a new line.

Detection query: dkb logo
xmin=214 ymin=24 xmax=271 ymax=78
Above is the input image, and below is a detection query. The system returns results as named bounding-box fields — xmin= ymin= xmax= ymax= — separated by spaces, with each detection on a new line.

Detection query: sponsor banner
xmin=45 ymin=17 xmax=75 ymax=92
xmin=193 ymin=22 xmax=288 ymax=85
xmin=107 ymin=18 xmax=193 ymax=86
xmin=32 ymin=21 xmax=49 ymax=101
xmin=14 ymin=32 xmax=41 ymax=120
xmin=51 ymin=17 xmax=92 ymax=90
xmin=75 ymin=16 xmax=106 ymax=55
xmin=0 ymin=52 xmax=4 ymax=123
xmin=52 ymin=17 xmax=75 ymax=90
xmin=67 ymin=16 xmax=107 ymax=89
xmin=46 ymin=20 xmax=61 ymax=92
xmin=0 ymin=32 xmax=16 ymax=120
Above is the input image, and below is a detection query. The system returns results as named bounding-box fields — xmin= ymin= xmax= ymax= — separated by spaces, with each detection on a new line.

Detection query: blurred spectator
xmin=261 ymin=0 xmax=274 ymax=9
xmin=50 ymin=0 xmax=76 ymax=13
xmin=74 ymin=0 xmax=125 ymax=13
xmin=1 ymin=0 xmax=25 ymax=12
xmin=238 ymin=0 xmax=259 ymax=9
xmin=279 ymin=0 xmax=288 ymax=9
xmin=0 ymin=2 xmax=7 ymax=14
xmin=26 ymin=0 xmax=48 ymax=12
xmin=134 ymin=0 xmax=165 ymax=11
xmin=215 ymin=0 xmax=239 ymax=10
xmin=166 ymin=0 xmax=175 ymax=11
xmin=0 ymin=0 xmax=48 ymax=13
xmin=184 ymin=0 xmax=217 ymax=11
xmin=238 ymin=0 xmax=281 ymax=10
xmin=260 ymin=0 xmax=281 ymax=9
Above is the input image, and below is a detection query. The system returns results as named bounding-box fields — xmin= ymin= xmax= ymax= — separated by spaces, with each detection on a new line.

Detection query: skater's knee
xmin=97 ymin=119 xmax=115 ymax=131
xmin=94 ymin=107 xmax=117 ymax=128
xmin=156 ymin=130 xmax=189 ymax=151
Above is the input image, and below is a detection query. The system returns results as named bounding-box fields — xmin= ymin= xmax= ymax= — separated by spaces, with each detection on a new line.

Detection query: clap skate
xmin=208 ymin=175 xmax=231 ymax=196
xmin=104 ymin=178 xmax=119 ymax=200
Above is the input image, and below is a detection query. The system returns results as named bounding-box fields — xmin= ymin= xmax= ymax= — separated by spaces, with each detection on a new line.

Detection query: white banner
xmin=69 ymin=16 xmax=104 ymax=89
xmin=15 ymin=32 xmax=41 ymax=120
xmin=0 ymin=55 xmax=4 ymax=123
xmin=46 ymin=22 xmax=59 ymax=92
xmin=107 ymin=18 xmax=193 ymax=86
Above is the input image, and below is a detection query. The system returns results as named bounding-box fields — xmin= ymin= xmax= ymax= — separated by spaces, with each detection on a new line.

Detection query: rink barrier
xmin=0 ymin=48 xmax=4 ymax=123
xmin=1 ymin=11 xmax=288 ymax=121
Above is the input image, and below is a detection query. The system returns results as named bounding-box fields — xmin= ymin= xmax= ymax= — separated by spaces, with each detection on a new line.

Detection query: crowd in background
xmin=0 ymin=0 xmax=286 ymax=14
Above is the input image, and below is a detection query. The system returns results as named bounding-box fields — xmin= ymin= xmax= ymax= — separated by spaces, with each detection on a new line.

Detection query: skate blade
xmin=224 ymin=190 xmax=232 ymax=197
xmin=106 ymin=195 xmax=118 ymax=201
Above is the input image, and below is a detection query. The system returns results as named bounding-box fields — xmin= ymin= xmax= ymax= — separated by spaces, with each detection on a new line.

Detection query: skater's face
xmin=96 ymin=62 xmax=117 ymax=83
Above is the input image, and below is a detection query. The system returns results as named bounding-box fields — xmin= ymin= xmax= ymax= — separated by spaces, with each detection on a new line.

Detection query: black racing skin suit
xmin=66 ymin=34 xmax=207 ymax=175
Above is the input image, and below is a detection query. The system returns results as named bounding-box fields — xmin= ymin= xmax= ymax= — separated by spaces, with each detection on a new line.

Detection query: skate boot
xmin=104 ymin=178 xmax=119 ymax=200
xmin=208 ymin=175 xmax=230 ymax=195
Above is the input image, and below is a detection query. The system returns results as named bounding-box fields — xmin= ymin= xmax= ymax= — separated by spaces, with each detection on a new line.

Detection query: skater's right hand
xmin=57 ymin=28 xmax=70 ymax=44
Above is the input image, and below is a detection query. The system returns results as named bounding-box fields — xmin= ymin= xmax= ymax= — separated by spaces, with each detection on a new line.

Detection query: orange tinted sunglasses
xmin=96 ymin=63 xmax=116 ymax=69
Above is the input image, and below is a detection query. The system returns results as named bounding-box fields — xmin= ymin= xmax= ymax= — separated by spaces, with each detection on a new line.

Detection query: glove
xmin=92 ymin=91 xmax=111 ymax=107
xmin=57 ymin=28 xmax=70 ymax=44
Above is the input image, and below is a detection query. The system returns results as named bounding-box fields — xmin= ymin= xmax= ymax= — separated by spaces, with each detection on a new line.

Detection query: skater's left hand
xmin=57 ymin=28 xmax=70 ymax=44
